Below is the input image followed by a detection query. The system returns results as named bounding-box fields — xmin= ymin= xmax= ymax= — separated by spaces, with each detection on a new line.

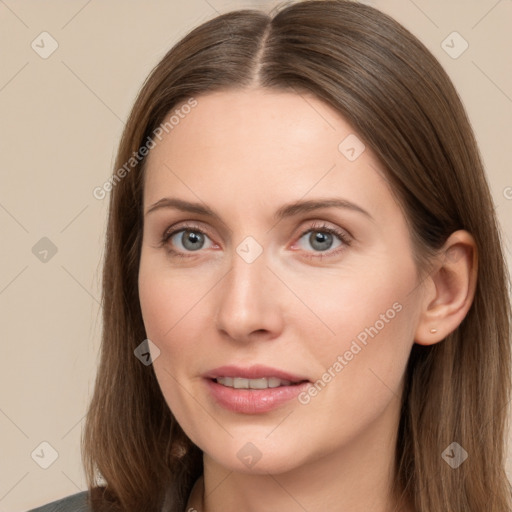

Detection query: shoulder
xmin=27 ymin=491 xmax=91 ymax=512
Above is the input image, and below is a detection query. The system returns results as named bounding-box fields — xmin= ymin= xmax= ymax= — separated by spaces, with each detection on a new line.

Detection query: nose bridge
xmin=223 ymin=241 xmax=270 ymax=313
xmin=215 ymin=236 xmax=283 ymax=340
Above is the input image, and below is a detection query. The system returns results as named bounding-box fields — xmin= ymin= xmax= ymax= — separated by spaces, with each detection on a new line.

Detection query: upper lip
xmin=204 ymin=365 xmax=310 ymax=383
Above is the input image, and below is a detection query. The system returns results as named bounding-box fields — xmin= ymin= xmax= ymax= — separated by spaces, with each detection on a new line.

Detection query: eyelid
xmin=292 ymin=220 xmax=352 ymax=243
xmin=162 ymin=220 xmax=213 ymax=240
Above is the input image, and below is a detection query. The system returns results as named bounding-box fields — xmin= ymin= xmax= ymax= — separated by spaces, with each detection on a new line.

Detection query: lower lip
xmin=205 ymin=378 xmax=311 ymax=414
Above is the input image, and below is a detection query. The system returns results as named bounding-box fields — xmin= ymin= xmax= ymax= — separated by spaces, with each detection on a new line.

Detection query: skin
xmin=138 ymin=88 xmax=477 ymax=512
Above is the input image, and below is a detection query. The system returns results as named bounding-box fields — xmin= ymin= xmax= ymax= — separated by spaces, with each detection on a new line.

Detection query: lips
xmin=203 ymin=364 xmax=310 ymax=384
xmin=202 ymin=364 xmax=312 ymax=413
xmin=215 ymin=376 xmax=297 ymax=389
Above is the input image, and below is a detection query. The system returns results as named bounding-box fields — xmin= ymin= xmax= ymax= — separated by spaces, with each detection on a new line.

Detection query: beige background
xmin=0 ymin=0 xmax=511 ymax=510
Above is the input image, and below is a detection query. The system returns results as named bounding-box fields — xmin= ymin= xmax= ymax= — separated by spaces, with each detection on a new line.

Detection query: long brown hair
xmin=82 ymin=1 xmax=512 ymax=510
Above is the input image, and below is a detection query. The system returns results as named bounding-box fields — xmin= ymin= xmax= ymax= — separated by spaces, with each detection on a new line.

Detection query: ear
xmin=414 ymin=230 xmax=478 ymax=345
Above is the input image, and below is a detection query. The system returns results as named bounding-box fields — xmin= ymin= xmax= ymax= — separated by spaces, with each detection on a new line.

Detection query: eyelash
xmin=160 ymin=221 xmax=352 ymax=260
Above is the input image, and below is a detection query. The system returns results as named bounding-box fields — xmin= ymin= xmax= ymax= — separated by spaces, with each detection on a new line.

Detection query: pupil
xmin=311 ymin=231 xmax=332 ymax=251
xmin=184 ymin=230 xmax=203 ymax=251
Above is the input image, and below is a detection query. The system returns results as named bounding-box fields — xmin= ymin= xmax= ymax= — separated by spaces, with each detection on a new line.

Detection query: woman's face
xmin=139 ymin=88 xmax=425 ymax=474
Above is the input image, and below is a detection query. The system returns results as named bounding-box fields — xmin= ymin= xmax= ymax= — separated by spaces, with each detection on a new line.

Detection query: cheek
xmin=138 ymin=259 xmax=214 ymax=389
xmin=138 ymin=256 xmax=206 ymax=343
xmin=138 ymin=268 xmax=169 ymax=341
xmin=299 ymin=258 xmax=417 ymax=408
xmin=296 ymin=260 xmax=414 ymax=351
xmin=138 ymin=262 xmax=202 ymax=418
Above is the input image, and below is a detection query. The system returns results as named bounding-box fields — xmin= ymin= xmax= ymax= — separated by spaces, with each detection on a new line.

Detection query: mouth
xmin=203 ymin=365 xmax=312 ymax=414
xmin=204 ymin=364 xmax=310 ymax=386
xmin=212 ymin=376 xmax=309 ymax=389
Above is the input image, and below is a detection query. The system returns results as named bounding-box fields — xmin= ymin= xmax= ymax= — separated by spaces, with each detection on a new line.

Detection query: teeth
xmin=215 ymin=377 xmax=294 ymax=389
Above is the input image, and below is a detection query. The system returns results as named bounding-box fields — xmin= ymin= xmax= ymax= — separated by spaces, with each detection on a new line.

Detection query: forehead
xmin=142 ymin=88 xmax=394 ymax=221
xmin=150 ymin=88 xmax=345 ymax=157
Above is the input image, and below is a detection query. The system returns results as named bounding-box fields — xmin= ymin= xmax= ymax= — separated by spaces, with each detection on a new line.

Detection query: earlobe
xmin=414 ymin=230 xmax=478 ymax=346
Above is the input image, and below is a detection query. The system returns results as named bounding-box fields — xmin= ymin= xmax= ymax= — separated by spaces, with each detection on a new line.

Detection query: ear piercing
xmin=430 ymin=328 xmax=438 ymax=334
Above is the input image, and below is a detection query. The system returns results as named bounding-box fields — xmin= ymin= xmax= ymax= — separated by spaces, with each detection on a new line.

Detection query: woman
xmin=29 ymin=0 xmax=512 ymax=510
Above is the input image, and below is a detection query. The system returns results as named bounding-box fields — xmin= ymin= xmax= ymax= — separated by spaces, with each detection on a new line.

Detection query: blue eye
xmin=161 ymin=221 xmax=351 ymax=259
xmin=298 ymin=229 xmax=340 ymax=252
xmin=164 ymin=228 xmax=214 ymax=255
xmin=293 ymin=222 xmax=351 ymax=259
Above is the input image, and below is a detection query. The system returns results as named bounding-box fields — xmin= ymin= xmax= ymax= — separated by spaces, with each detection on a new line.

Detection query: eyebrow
xmin=145 ymin=197 xmax=374 ymax=222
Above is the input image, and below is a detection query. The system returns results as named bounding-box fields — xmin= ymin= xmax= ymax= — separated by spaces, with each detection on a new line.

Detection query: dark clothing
xmin=27 ymin=491 xmax=91 ymax=512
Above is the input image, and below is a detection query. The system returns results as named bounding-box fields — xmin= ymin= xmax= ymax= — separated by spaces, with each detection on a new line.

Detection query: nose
xmin=214 ymin=244 xmax=285 ymax=344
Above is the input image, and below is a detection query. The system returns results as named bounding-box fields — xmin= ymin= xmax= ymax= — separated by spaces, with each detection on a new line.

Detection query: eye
xmin=293 ymin=221 xmax=352 ymax=259
xmin=160 ymin=221 xmax=352 ymax=260
xmin=161 ymin=224 xmax=215 ymax=258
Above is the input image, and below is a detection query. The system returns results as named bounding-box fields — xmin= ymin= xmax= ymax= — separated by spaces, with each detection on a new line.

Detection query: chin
xmin=202 ymin=438 xmax=307 ymax=476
